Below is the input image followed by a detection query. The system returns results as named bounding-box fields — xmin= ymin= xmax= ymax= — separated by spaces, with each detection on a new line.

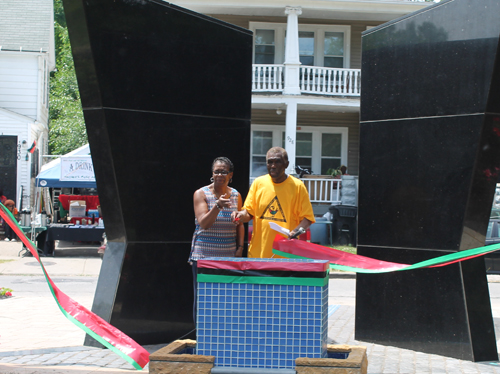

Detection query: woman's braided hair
xmin=212 ymin=157 xmax=234 ymax=173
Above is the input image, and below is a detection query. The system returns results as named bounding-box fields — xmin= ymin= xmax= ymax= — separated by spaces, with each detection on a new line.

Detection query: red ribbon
xmin=0 ymin=204 xmax=149 ymax=370
xmin=273 ymin=237 xmax=500 ymax=273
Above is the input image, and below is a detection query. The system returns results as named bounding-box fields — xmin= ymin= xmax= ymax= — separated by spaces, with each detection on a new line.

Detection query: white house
xmin=171 ymin=0 xmax=435 ymax=211
xmin=0 ymin=0 xmax=55 ymax=208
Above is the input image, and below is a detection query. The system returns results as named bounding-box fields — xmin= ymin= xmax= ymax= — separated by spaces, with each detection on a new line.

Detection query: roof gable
xmin=0 ymin=0 xmax=53 ymax=52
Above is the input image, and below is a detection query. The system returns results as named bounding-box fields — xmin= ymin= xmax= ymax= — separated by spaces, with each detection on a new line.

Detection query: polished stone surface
xmin=358 ymin=0 xmax=500 ymax=361
xmin=62 ymin=0 xmax=252 ymax=345
xmin=361 ymin=1 xmax=500 ymax=122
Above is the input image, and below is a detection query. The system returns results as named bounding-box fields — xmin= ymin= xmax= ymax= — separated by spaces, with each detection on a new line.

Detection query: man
xmin=232 ymin=147 xmax=315 ymax=258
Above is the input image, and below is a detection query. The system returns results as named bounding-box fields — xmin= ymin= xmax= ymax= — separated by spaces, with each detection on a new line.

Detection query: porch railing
xmin=300 ymin=67 xmax=361 ymax=96
xmin=252 ymin=64 xmax=284 ymax=92
xmin=249 ymin=176 xmax=341 ymax=204
xmin=301 ymin=177 xmax=341 ymax=204
xmin=251 ymin=64 xmax=361 ymax=97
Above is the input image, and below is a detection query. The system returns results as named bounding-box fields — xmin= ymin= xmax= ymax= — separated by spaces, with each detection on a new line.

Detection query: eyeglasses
xmin=213 ymin=170 xmax=230 ymax=175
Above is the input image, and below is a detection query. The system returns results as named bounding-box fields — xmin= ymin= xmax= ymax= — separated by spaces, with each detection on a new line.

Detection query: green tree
xmin=49 ymin=0 xmax=87 ymax=155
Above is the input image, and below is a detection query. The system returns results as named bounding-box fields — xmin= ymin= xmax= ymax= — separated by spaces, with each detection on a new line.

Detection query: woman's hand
xmin=216 ymin=193 xmax=231 ymax=210
xmin=235 ymin=246 xmax=243 ymax=257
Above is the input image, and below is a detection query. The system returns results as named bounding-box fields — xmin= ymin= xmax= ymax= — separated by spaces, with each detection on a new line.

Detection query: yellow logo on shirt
xmin=260 ymin=196 xmax=287 ymax=222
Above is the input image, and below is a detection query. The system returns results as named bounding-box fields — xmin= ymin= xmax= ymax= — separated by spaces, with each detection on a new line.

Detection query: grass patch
xmin=323 ymin=245 xmax=356 ymax=273
xmin=326 ymin=245 xmax=356 ymax=255
xmin=0 ymin=259 xmax=15 ymax=264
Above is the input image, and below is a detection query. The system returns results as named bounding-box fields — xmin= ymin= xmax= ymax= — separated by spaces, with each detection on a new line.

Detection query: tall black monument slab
xmin=357 ymin=0 xmax=500 ymax=361
xmin=61 ymin=0 xmax=252 ymax=345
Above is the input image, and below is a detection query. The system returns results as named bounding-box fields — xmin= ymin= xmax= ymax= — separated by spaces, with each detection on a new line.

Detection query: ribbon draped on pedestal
xmin=272 ymin=237 xmax=500 ymax=273
xmin=197 ymin=258 xmax=329 ymax=286
xmin=0 ymin=203 xmax=149 ymax=370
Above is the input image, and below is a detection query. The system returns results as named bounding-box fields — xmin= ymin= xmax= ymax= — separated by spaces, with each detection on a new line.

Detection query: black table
xmin=43 ymin=225 xmax=105 ymax=255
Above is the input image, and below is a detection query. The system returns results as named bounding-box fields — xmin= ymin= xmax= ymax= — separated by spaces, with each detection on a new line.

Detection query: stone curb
xmin=0 ymin=346 xmax=98 ymax=358
xmin=329 ymin=271 xmax=356 ymax=279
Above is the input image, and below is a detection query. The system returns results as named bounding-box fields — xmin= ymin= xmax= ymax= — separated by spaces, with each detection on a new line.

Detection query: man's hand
xmin=231 ymin=210 xmax=252 ymax=224
xmin=231 ymin=211 xmax=242 ymax=224
xmin=289 ymin=219 xmax=313 ymax=239
xmin=289 ymin=227 xmax=306 ymax=239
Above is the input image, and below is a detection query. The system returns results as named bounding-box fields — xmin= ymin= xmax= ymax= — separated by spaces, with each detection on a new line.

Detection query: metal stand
xmin=18 ymin=225 xmax=47 ymax=257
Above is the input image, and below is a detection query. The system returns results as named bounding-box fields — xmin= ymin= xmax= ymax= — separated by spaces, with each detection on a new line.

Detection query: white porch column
xmin=285 ymin=101 xmax=298 ymax=175
xmin=283 ymin=6 xmax=302 ymax=95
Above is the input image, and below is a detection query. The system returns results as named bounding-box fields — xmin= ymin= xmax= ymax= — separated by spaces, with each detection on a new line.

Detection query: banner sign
xmin=60 ymin=156 xmax=95 ymax=182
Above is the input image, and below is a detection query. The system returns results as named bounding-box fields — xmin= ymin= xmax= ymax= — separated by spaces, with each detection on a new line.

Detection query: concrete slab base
xmin=296 ymin=345 xmax=368 ymax=374
xmin=149 ymin=339 xmax=214 ymax=374
xmin=151 ymin=341 xmax=367 ymax=374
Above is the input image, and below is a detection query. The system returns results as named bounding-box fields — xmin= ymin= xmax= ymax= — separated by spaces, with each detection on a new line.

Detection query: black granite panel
xmin=357 ymin=0 xmax=500 ymax=361
xmin=460 ymin=258 xmax=498 ymax=361
xmin=63 ymin=0 xmax=252 ymax=345
xmin=355 ymin=247 xmax=469 ymax=358
xmin=109 ymin=242 xmax=195 ymax=344
xmin=90 ymin=242 xmax=127 ymax=322
xmin=87 ymin=242 xmax=197 ymax=346
xmin=355 ymin=247 xmax=496 ymax=361
xmin=487 ymin=39 xmax=500 ymax=113
xmin=84 ymin=241 xmax=127 ymax=347
xmin=361 ymin=0 xmax=500 ymax=122
xmin=85 ymin=108 xmax=250 ymax=243
xmin=357 ymin=114 xmax=500 ymax=250
xmin=83 ymin=109 xmax=126 ymax=243
xmin=64 ymin=0 xmax=252 ymax=119
xmin=460 ymin=114 xmax=500 ymax=250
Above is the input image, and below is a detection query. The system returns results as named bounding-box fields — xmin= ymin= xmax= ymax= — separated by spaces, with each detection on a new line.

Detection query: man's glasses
xmin=213 ymin=170 xmax=229 ymax=175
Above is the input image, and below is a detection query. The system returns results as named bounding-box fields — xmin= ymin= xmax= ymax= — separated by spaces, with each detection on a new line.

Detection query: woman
xmin=189 ymin=157 xmax=244 ymax=320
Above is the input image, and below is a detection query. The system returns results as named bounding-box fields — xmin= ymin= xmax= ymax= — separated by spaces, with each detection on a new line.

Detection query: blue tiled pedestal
xmin=196 ymin=258 xmax=329 ymax=370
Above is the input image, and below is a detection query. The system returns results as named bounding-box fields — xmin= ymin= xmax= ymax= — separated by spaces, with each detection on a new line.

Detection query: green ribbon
xmin=197 ymin=273 xmax=328 ymax=287
xmin=273 ymin=242 xmax=500 ymax=274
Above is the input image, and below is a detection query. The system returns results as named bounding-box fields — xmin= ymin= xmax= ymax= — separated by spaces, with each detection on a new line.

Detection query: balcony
xmin=252 ymin=64 xmax=284 ymax=92
xmin=252 ymin=64 xmax=361 ymax=97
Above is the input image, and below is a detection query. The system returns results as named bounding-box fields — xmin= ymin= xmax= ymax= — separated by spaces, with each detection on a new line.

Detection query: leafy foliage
xmin=0 ymin=287 xmax=13 ymax=297
xmin=49 ymin=0 xmax=88 ymax=155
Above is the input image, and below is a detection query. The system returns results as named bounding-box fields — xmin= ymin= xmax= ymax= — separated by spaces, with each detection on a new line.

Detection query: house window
xmin=252 ymin=130 xmax=273 ymax=176
xmin=255 ymin=30 xmax=275 ymax=64
xmin=282 ymin=132 xmax=313 ymax=170
xmin=250 ymin=22 xmax=350 ymax=68
xmin=321 ymin=133 xmax=342 ymax=174
xmin=324 ymin=32 xmax=344 ymax=68
xmin=251 ymin=125 xmax=348 ymax=177
xmin=296 ymin=132 xmax=313 ymax=170
xmin=299 ymin=32 xmax=315 ymax=66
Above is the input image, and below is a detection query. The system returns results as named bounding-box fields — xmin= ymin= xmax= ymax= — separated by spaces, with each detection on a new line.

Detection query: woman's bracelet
xmin=215 ymin=201 xmax=222 ymax=210
xmin=237 ymin=245 xmax=243 ymax=249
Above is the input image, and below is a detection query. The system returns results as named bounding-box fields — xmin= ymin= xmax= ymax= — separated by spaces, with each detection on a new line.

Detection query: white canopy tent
xmin=35 ymin=144 xmax=96 ymax=188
